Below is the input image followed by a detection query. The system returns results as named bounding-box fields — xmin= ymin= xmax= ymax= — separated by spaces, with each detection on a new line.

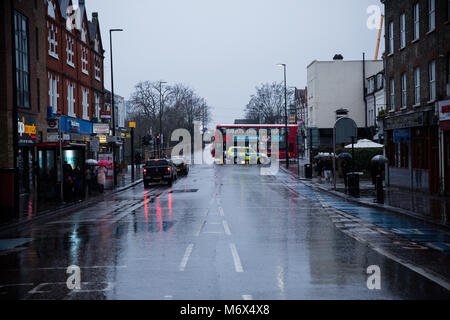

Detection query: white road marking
xmin=179 ymin=244 xmax=194 ymax=271
xmin=223 ymin=220 xmax=231 ymax=235
xmin=242 ymin=294 xmax=253 ymax=300
xmin=218 ymin=206 xmax=225 ymax=217
xmin=230 ymin=243 xmax=244 ymax=273
xmin=164 ymin=295 xmax=173 ymax=300
xmin=195 ymin=220 xmax=206 ymax=236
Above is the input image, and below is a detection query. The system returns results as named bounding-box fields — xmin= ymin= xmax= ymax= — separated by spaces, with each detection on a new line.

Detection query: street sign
xmin=335 ymin=117 xmax=357 ymax=144
xmin=90 ymin=137 xmax=100 ymax=152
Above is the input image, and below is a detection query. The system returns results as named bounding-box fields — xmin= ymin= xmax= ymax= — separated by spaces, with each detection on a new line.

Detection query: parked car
xmin=172 ymin=156 xmax=189 ymax=175
xmin=143 ymin=159 xmax=177 ymax=187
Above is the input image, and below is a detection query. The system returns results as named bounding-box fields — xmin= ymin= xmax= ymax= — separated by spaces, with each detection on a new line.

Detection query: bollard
xmin=376 ymin=174 xmax=384 ymax=204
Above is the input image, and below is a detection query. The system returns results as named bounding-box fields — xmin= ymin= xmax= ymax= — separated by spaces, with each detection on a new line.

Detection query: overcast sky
xmin=81 ymin=0 xmax=385 ymax=126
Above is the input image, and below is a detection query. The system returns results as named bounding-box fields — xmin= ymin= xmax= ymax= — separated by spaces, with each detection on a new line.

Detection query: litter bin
xmin=304 ymin=164 xmax=312 ymax=179
xmin=347 ymin=172 xmax=360 ymax=197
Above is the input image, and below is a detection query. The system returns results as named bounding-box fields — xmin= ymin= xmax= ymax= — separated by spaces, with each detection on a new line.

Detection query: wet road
xmin=0 ymin=152 xmax=449 ymax=299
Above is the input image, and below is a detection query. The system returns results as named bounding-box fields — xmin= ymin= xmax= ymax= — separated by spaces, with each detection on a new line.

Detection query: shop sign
xmin=438 ymin=100 xmax=450 ymax=122
xmin=393 ymin=129 xmax=410 ymax=143
xmin=47 ymin=132 xmax=59 ymax=142
xmin=100 ymin=110 xmax=111 ymax=119
xmin=18 ymin=114 xmax=37 ymax=145
xmin=385 ymin=112 xmax=424 ymax=130
xmin=70 ymin=133 xmax=83 ymax=141
xmin=93 ymin=123 xmax=110 ymax=134
xmin=68 ymin=120 xmax=80 ymax=132
xmin=47 ymin=118 xmax=59 ymax=132
xmin=90 ymin=137 xmax=100 ymax=152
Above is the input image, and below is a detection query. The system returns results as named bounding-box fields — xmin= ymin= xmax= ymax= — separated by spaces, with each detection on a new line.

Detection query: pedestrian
xmin=323 ymin=158 xmax=332 ymax=183
xmin=97 ymin=165 xmax=107 ymax=193
xmin=63 ymin=162 xmax=74 ymax=202
xmin=86 ymin=166 xmax=92 ymax=196
xmin=317 ymin=159 xmax=323 ymax=181
xmin=341 ymin=159 xmax=350 ymax=190
xmin=73 ymin=165 xmax=83 ymax=199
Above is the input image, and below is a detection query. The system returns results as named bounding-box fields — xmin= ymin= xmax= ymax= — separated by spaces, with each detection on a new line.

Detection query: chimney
xmin=333 ymin=54 xmax=344 ymax=60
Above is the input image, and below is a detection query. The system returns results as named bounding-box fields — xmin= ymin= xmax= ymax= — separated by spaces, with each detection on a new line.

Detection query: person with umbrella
xmin=370 ymin=155 xmax=388 ymax=187
xmin=97 ymin=163 xmax=108 ymax=193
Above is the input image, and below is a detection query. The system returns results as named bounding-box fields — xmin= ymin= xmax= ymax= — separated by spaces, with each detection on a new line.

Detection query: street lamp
xmin=159 ymin=81 xmax=167 ymax=158
xmin=277 ymin=63 xmax=289 ymax=169
xmin=109 ymin=28 xmax=123 ymax=187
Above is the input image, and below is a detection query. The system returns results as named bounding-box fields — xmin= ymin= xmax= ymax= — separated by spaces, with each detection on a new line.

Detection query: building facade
xmin=306 ymin=58 xmax=383 ymax=148
xmin=38 ymin=0 xmax=107 ymax=199
xmin=381 ymin=0 xmax=450 ymax=194
xmin=365 ymin=70 xmax=387 ymax=142
xmin=0 ymin=0 xmax=48 ymax=218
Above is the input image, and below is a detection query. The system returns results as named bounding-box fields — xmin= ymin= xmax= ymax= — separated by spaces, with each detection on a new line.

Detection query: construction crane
xmin=374 ymin=14 xmax=384 ymax=60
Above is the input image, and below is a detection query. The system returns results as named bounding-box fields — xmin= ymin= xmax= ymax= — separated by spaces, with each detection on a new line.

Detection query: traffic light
xmin=141 ymin=136 xmax=147 ymax=145
xmin=155 ymin=135 xmax=161 ymax=145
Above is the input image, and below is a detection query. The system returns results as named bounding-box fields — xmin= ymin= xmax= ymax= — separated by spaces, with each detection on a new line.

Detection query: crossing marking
xmin=218 ymin=206 xmax=225 ymax=217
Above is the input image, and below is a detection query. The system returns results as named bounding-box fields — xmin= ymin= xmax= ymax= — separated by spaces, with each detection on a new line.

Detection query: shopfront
xmin=17 ymin=113 xmax=37 ymax=194
xmin=439 ymin=100 xmax=450 ymax=194
xmin=37 ymin=116 xmax=92 ymax=200
xmin=384 ymin=110 xmax=439 ymax=193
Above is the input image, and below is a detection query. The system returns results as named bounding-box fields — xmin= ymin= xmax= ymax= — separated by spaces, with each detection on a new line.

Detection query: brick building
xmin=381 ymin=0 xmax=450 ymax=194
xmin=0 ymin=0 xmax=48 ymax=219
xmin=38 ymin=0 xmax=106 ymax=200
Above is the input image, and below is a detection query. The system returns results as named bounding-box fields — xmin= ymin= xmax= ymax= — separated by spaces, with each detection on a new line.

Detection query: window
xmin=14 ymin=12 xmax=30 ymax=109
xmin=400 ymin=13 xmax=406 ymax=48
xmin=395 ymin=142 xmax=409 ymax=168
xmin=81 ymin=47 xmax=88 ymax=74
xmin=95 ymin=94 xmax=100 ymax=119
xmin=37 ymin=78 xmax=40 ymax=112
xmin=67 ymin=82 xmax=75 ymax=117
xmin=94 ymin=56 xmax=101 ymax=81
xmin=48 ymin=23 xmax=58 ymax=58
xmin=66 ymin=35 xmax=74 ymax=67
xmin=377 ymin=73 xmax=384 ymax=90
xmin=82 ymin=88 xmax=89 ymax=120
xmin=414 ymin=67 xmax=421 ymax=105
xmin=401 ymin=73 xmax=407 ymax=108
xmin=389 ymin=78 xmax=395 ymax=110
xmin=35 ymin=27 xmax=39 ymax=60
xmin=368 ymin=77 xmax=375 ymax=93
xmin=429 ymin=0 xmax=436 ymax=31
xmin=48 ymin=75 xmax=58 ymax=113
xmin=413 ymin=3 xmax=420 ymax=40
xmin=389 ymin=21 xmax=394 ymax=54
xmin=429 ymin=60 xmax=436 ymax=101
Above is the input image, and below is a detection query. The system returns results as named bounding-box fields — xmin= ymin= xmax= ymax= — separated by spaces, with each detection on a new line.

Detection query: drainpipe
xmin=363 ymin=53 xmax=368 ymax=137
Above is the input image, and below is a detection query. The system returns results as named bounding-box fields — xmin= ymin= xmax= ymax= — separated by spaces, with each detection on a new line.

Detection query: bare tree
xmin=129 ymin=81 xmax=212 ymax=149
xmin=244 ymin=82 xmax=294 ymax=124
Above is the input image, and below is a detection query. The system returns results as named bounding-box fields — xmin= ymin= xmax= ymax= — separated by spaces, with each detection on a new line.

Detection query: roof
xmin=58 ymin=0 xmax=70 ymax=19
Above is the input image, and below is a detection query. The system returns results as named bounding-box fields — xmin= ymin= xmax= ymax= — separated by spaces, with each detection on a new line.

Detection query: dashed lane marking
xmin=179 ymin=244 xmax=194 ymax=271
xmin=230 ymin=243 xmax=244 ymax=273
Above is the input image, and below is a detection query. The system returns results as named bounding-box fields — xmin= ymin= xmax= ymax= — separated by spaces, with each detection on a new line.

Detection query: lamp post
xmin=277 ymin=63 xmax=289 ymax=169
xmin=109 ymin=28 xmax=123 ymax=187
xmin=159 ymin=81 xmax=167 ymax=158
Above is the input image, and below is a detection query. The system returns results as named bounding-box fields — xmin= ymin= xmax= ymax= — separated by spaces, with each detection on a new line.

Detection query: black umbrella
xmin=371 ymin=155 xmax=388 ymax=163
xmin=336 ymin=153 xmax=352 ymax=159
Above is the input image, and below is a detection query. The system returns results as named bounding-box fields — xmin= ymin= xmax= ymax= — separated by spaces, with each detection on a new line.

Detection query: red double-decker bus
xmin=211 ymin=124 xmax=300 ymax=162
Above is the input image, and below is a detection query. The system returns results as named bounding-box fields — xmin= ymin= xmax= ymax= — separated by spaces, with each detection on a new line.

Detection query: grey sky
xmin=82 ymin=0 xmax=385 ymax=126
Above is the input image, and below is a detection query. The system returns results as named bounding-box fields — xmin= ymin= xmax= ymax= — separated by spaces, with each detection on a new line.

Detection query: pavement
xmin=1 ymin=165 xmax=144 ymax=232
xmin=282 ymin=161 xmax=450 ymax=229
xmin=0 ymin=147 xmax=448 ymax=299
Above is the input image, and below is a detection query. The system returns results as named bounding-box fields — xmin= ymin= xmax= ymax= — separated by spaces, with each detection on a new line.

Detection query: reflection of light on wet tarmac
xmin=277 ymin=265 xmax=286 ymax=299
xmin=168 ymin=193 xmax=172 ymax=223
xmin=156 ymin=197 xmax=163 ymax=232
xmin=144 ymin=191 xmax=149 ymax=225
xmin=69 ymin=227 xmax=81 ymax=266
xmin=28 ymin=199 xmax=33 ymax=220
